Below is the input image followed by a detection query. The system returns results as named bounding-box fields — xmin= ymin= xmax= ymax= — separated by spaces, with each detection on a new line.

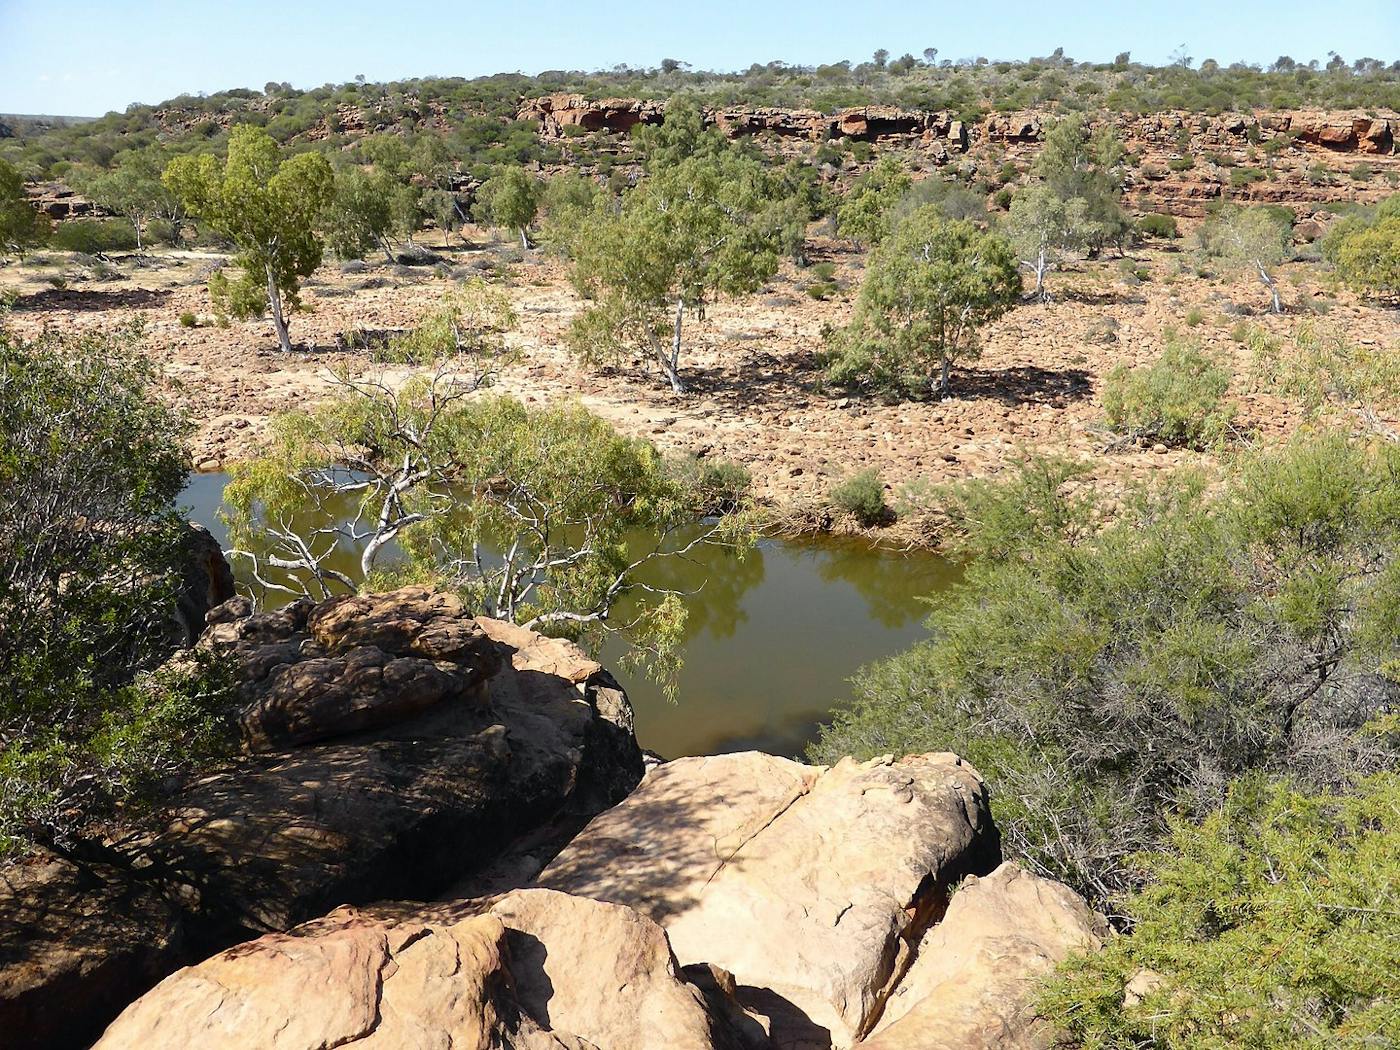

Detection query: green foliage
xmin=1041 ymin=775 xmax=1400 ymax=1048
xmin=0 ymin=321 xmax=236 ymax=853
xmin=836 ymin=156 xmax=912 ymax=245
xmin=1249 ymin=323 xmax=1400 ymax=420
xmin=225 ymin=377 xmax=751 ymax=695
xmin=49 ymin=218 xmax=138 ymax=253
xmin=566 ymin=109 xmax=790 ymax=392
xmin=0 ymin=158 xmax=48 ymax=255
xmin=321 ymin=165 xmax=396 ymax=261
xmin=373 ymin=279 xmax=516 ymax=364
xmin=830 ymin=469 xmax=888 ymax=526
xmin=1136 ymin=212 xmax=1179 ymax=238
xmin=1103 ymin=335 xmax=1234 ymax=447
xmin=473 ymin=166 xmax=542 ymax=247
xmin=74 ymin=150 xmax=178 ymax=251
xmin=825 ymin=210 xmax=1020 ymax=398
xmin=163 ymin=125 xmax=333 ymax=351
xmin=1334 ymin=214 xmax=1400 ymax=301
xmin=811 ymin=435 xmax=1400 ymax=906
xmin=1201 ymin=204 xmax=1293 ymax=312
xmin=1032 ymin=115 xmax=1133 ymax=254
xmin=538 ymin=171 xmax=603 ymax=257
xmin=1006 ymin=183 xmax=1093 ymax=299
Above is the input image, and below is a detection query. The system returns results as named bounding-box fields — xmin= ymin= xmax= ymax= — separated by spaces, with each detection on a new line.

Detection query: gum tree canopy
xmin=163 ymin=125 xmax=333 ymax=353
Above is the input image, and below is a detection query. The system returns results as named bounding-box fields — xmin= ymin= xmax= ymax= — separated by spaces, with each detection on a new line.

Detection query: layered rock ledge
xmin=0 ymin=587 xmax=644 ymax=1050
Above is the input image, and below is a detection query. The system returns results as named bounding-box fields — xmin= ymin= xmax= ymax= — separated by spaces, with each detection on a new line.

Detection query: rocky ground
xmin=3 ymin=228 xmax=1397 ymax=543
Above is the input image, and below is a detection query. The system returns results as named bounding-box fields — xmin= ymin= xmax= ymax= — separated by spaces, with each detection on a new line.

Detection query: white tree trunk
xmin=663 ymin=298 xmax=686 ymax=393
xmin=519 ymin=227 xmax=530 ymax=250
xmin=265 ymin=264 xmax=293 ymax=353
xmin=1258 ymin=263 xmax=1282 ymax=313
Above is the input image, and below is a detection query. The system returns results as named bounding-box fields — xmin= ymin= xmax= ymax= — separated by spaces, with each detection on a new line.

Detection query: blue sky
xmin=2 ymin=0 xmax=1397 ymax=117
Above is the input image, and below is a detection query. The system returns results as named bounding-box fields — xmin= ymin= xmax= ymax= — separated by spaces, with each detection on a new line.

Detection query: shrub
xmin=0 ymin=321 xmax=237 ymax=853
xmin=811 ymin=436 xmax=1400 ymax=906
xmin=1351 ymin=162 xmax=1374 ymax=181
xmin=1230 ymin=166 xmax=1267 ymax=188
xmin=1136 ymin=212 xmax=1179 ymax=239
xmin=825 ymin=210 xmax=1019 ymax=399
xmin=50 ymin=219 xmax=138 ymax=254
xmin=1041 ymin=775 xmax=1400 ymax=1047
xmin=1103 ymin=336 xmax=1234 ymax=446
xmin=1184 ymin=307 xmax=1204 ymax=326
xmin=830 ymin=468 xmax=888 ymax=525
xmin=1167 ymin=156 xmax=1195 ymax=172
xmin=178 ymin=310 xmax=197 ymax=328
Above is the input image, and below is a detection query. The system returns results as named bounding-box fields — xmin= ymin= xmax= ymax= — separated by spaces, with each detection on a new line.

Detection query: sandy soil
xmin=4 ymin=232 xmax=1396 ymax=541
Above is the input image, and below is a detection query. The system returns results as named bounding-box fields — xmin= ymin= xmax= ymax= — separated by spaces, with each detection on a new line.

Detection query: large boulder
xmin=94 ymin=889 xmax=745 ymax=1050
xmin=0 ymin=588 xmax=644 ymax=1050
xmin=537 ymin=751 xmax=1001 ymax=1048
xmin=857 ymin=863 xmax=1108 ymax=1049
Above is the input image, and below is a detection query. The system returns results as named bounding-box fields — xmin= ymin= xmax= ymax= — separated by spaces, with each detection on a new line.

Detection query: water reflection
xmin=180 ymin=474 xmax=957 ymax=759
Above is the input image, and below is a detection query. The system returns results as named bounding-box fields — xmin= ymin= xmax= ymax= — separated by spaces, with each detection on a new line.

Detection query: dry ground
xmin=4 ymin=230 xmax=1396 ymax=543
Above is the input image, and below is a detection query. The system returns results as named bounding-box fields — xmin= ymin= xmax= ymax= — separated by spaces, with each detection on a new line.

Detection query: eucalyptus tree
xmin=163 ymin=125 xmax=333 ymax=352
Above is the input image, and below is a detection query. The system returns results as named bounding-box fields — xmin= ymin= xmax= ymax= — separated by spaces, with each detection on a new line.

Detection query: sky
xmin=2 ymin=0 xmax=1398 ymax=117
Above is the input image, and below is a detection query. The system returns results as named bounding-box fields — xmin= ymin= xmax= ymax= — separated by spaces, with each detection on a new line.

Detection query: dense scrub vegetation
xmin=0 ymin=319 xmax=237 ymax=854
xmin=812 ymin=436 xmax=1400 ymax=907
xmin=1041 ymin=774 xmax=1400 ymax=1047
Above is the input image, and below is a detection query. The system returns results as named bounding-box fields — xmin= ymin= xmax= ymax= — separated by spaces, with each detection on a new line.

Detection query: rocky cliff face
xmin=521 ymin=94 xmax=1400 ymax=217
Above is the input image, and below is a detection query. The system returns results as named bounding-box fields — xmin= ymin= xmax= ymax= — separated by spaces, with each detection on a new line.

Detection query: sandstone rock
xmin=539 ymin=751 xmax=999 ymax=1047
xmin=211 ymin=588 xmax=504 ymax=750
xmin=0 ymin=592 xmax=643 ymax=1050
xmin=95 ymin=889 xmax=742 ymax=1050
xmin=858 ymin=863 xmax=1107 ymax=1049
xmin=172 ymin=521 xmax=236 ymax=646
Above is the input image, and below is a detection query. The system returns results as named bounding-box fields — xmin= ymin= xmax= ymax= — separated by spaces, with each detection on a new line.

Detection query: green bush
xmin=1167 ymin=156 xmax=1195 ymax=172
xmin=1103 ymin=336 xmax=1234 ymax=447
xmin=0 ymin=322 xmax=237 ymax=854
xmin=1041 ymin=774 xmax=1400 ymax=1048
xmin=811 ymin=436 xmax=1400 ymax=906
xmin=49 ymin=218 xmax=139 ymax=254
xmin=178 ymin=310 xmax=197 ymax=328
xmin=830 ymin=469 xmax=887 ymax=525
xmin=1136 ymin=212 xmax=1179 ymax=239
xmin=1230 ymin=166 xmax=1267 ymax=188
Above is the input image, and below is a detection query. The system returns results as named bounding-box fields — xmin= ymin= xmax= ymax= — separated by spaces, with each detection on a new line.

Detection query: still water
xmin=180 ymin=474 xmax=958 ymax=759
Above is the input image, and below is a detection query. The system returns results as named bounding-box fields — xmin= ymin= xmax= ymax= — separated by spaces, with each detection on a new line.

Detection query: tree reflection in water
xmin=180 ymin=474 xmax=957 ymax=760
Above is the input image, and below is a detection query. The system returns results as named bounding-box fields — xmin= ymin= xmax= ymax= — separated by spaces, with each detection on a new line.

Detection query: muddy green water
xmin=180 ymin=474 xmax=958 ymax=759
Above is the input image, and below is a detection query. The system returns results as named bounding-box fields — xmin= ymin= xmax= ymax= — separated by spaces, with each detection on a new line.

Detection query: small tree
xmin=474 ymin=166 xmax=542 ymax=249
xmin=1334 ymin=214 xmax=1400 ymax=301
xmin=1006 ymin=184 xmax=1091 ymax=300
xmin=826 ymin=208 xmax=1020 ymax=398
xmin=1033 ymin=115 xmax=1132 ymax=256
xmin=0 ymin=158 xmax=47 ymax=256
xmin=1204 ymin=205 xmax=1292 ymax=313
xmin=79 ymin=152 xmax=174 ymax=253
xmin=568 ymin=149 xmax=785 ymax=393
xmin=836 ymin=155 xmax=912 ymax=245
xmin=224 ymin=372 xmax=750 ymax=695
xmin=163 ymin=125 xmax=333 ymax=353
xmin=322 ymin=166 xmax=396 ymax=262
xmin=538 ymin=171 xmax=604 ymax=257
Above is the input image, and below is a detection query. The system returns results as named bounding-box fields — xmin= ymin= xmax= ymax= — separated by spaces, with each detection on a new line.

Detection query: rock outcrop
xmin=519 ymin=96 xmax=1400 ymax=217
xmin=94 ymin=889 xmax=745 ymax=1050
xmin=0 ymin=587 xmax=644 ymax=1050
xmin=859 ymin=863 xmax=1108 ymax=1049
xmin=91 ymin=746 xmax=1107 ymax=1050
xmin=537 ymin=751 xmax=1001 ymax=1047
